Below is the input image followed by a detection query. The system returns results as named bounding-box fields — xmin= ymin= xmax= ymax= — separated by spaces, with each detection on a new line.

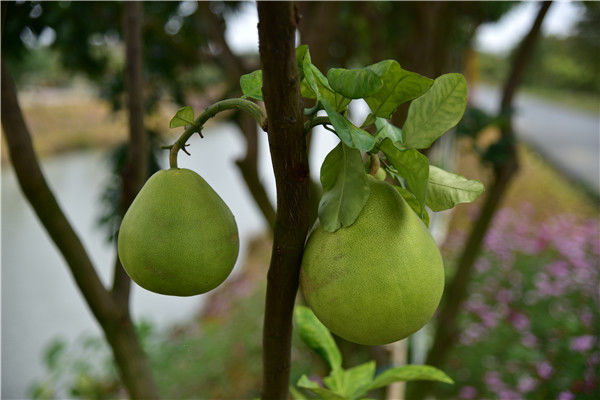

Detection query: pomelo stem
xmin=168 ymin=98 xmax=267 ymax=168
xmin=369 ymin=153 xmax=381 ymax=176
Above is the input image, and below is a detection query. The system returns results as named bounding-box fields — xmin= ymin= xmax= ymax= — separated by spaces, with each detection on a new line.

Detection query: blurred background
xmin=1 ymin=1 xmax=598 ymax=399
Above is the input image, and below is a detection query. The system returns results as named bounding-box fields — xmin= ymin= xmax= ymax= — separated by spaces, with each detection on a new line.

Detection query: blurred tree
xmin=2 ymin=3 xmax=159 ymax=397
xmin=409 ymin=3 xmax=553 ymax=399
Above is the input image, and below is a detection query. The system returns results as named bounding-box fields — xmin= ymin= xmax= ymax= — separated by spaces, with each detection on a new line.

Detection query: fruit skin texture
xmin=118 ymin=168 xmax=239 ymax=296
xmin=300 ymin=177 xmax=444 ymax=345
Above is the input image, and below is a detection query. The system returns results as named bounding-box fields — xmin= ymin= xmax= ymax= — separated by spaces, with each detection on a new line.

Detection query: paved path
xmin=471 ymin=85 xmax=599 ymax=193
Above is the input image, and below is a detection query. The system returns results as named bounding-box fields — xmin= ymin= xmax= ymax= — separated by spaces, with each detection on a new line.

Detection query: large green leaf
xmin=368 ymin=365 xmax=454 ymax=390
xmin=394 ymin=186 xmax=429 ymax=227
xmin=426 ymin=165 xmax=484 ymax=211
xmin=324 ymin=362 xmax=376 ymax=400
xmin=240 ymin=69 xmax=263 ymax=101
xmin=169 ymin=106 xmax=194 ymax=128
xmin=318 ymin=143 xmax=371 ymax=232
xmin=374 ymin=117 xmax=403 ymax=143
xmin=380 ymin=138 xmax=429 ymax=212
xmin=402 ymin=73 xmax=467 ymax=149
xmin=294 ymin=306 xmax=342 ymax=371
xmin=322 ymin=100 xmax=376 ymax=151
xmin=327 ymin=67 xmax=383 ymax=99
xmin=297 ymin=376 xmax=346 ymax=400
xmin=304 ymin=64 xmax=351 ymax=111
xmin=365 ymin=60 xmax=433 ymax=118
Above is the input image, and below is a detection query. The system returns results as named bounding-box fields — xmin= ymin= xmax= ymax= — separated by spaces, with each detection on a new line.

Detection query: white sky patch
xmin=225 ymin=2 xmax=259 ymax=55
xmin=475 ymin=1 xmax=583 ymax=55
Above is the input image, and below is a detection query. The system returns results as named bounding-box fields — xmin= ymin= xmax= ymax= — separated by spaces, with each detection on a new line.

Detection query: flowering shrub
xmin=438 ymin=204 xmax=599 ymax=400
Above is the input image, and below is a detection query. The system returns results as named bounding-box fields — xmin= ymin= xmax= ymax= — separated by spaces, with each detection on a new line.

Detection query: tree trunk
xmin=257 ymin=2 xmax=311 ymax=398
xmin=409 ymin=3 xmax=552 ymax=399
xmin=111 ymin=0 xmax=148 ymax=309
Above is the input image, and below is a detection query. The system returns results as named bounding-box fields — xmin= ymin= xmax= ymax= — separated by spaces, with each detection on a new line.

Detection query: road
xmin=471 ymin=85 xmax=599 ymax=193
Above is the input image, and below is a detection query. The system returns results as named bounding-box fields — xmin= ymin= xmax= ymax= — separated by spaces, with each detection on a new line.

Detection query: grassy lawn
xmin=1 ymin=88 xmax=174 ymax=163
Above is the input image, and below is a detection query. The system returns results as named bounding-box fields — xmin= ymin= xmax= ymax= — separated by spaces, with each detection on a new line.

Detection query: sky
xmin=225 ymin=1 xmax=584 ymax=56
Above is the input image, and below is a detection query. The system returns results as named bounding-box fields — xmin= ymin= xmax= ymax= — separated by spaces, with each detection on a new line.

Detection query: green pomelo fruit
xmin=374 ymin=167 xmax=387 ymax=181
xmin=118 ymin=168 xmax=239 ymax=296
xmin=300 ymin=177 xmax=444 ymax=345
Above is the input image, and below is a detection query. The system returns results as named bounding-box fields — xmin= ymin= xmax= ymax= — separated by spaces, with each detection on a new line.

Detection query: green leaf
xmin=360 ymin=113 xmax=377 ymax=129
xmin=298 ymin=376 xmax=346 ymax=400
xmin=294 ymin=306 xmax=342 ymax=370
xmin=374 ymin=118 xmax=403 ymax=143
xmin=324 ymin=362 xmax=376 ymax=400
xmin=402 ymin=73 xmax=467 ymax=149
xmin=327 ymin=67 xmax=383 ymax=99
xmin=290 ymin=386 xmax=310 ymax=400
xmin=365 ymin=60 xmax=433 ymax=118
xmin=240 ymin=70 xmax=263 ymax=101
xmin=169 ymin=106 xmax=195 ymax=128
xmin=296 ymin=45 xmax=311 ymax=79
xmin=318 ymin=143 xmax=371 ymax=232
xmin=43 ymin=339 xmax=66 ymax=369
xmin=394 ymin=186 xmax=429 ymax=227
xmin=426 ymin=165 xmax=484 ymax=211
xmin=322 ymin=100 xmax=376 ymax=151
xmin=302 ymin=59 xmax=351 ymax=112
xmin=369 ymin=365 xmax=454 ymax=390
xmin=380 ymin=138 xmax=429 ymax=212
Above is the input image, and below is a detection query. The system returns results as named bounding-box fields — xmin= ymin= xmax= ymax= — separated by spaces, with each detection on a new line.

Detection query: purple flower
xmin=509 ymin=312 xmax=530 ymax=330
xmin=475 ymin=258 xmax=491 ymax=273
xmin=570 ymin=335 xmax=596 ymax=352
xmin=485 ymin=371 xmax=504 ymax=391
xmin=547 ymin=260 xmax=569 ymax=278
xmin=498 ymin=389 xmax=520 ymax=399
xmin=496 ymin=288 xmax=513 ymax=304
xmin=522 ymin=332 xmax=539 ymax=348
xmin=557 ymin=391 xmax=575 ymax=400
xmin=517 ymin=376 xmax=537 ymax=393
xmin=459 ymin=386 xmax=478 ymax=399
xmin=536 ymin=361 xmax=553 ymax=379
xmin=581 ymin=311 xmax=594 ymax=327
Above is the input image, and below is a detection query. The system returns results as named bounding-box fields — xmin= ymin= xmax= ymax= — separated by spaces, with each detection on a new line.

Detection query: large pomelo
xmin=118 ymin=168 xmax=239 ymax=296
xmin=300 ymin=177 xmax=444 ymax=345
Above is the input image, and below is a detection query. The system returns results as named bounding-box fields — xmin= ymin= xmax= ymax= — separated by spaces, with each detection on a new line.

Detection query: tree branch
xmin=168 ymin=98 xmax=267 ymax=168
xmin=1 ymin=61 xmax=119 ymax=328
xmin=111 ymin=0 xmax=147 ymax=308
xmin=501 ymin=1 xmax=552 ymax=112
xmin=409 ymin=3 xmax=552 ymax=398
xmin=257 ymin=2 xmax=311 ymax=398
xmin=235 ymin=112 xmax=277 ymax=228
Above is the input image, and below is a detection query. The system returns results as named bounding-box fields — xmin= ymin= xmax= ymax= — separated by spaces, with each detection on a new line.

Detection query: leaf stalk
xmin=168 ymin=98 xmax=267 ymax=168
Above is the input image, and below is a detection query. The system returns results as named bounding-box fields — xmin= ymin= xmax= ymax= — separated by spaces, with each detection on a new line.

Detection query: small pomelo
xmin=118 ymin=168 xmax=239 ymax=296
xmin=374 ymin=167 xmax=387 ymax=181
xmin=300 ymin=176 xmax=444 ymax=345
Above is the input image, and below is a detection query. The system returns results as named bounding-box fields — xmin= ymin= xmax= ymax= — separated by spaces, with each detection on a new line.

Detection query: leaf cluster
xmin=239 ymin=46 xmax=484 ymax=232
xmin=291 ymin=306 xmax=453 ymax=400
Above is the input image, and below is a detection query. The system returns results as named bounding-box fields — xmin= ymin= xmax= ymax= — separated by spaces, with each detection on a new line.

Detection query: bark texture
xmin=409 ymin=3 xmax=552 ymax=398
xmin=257 ymin=2 xmax=311 ymax=398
